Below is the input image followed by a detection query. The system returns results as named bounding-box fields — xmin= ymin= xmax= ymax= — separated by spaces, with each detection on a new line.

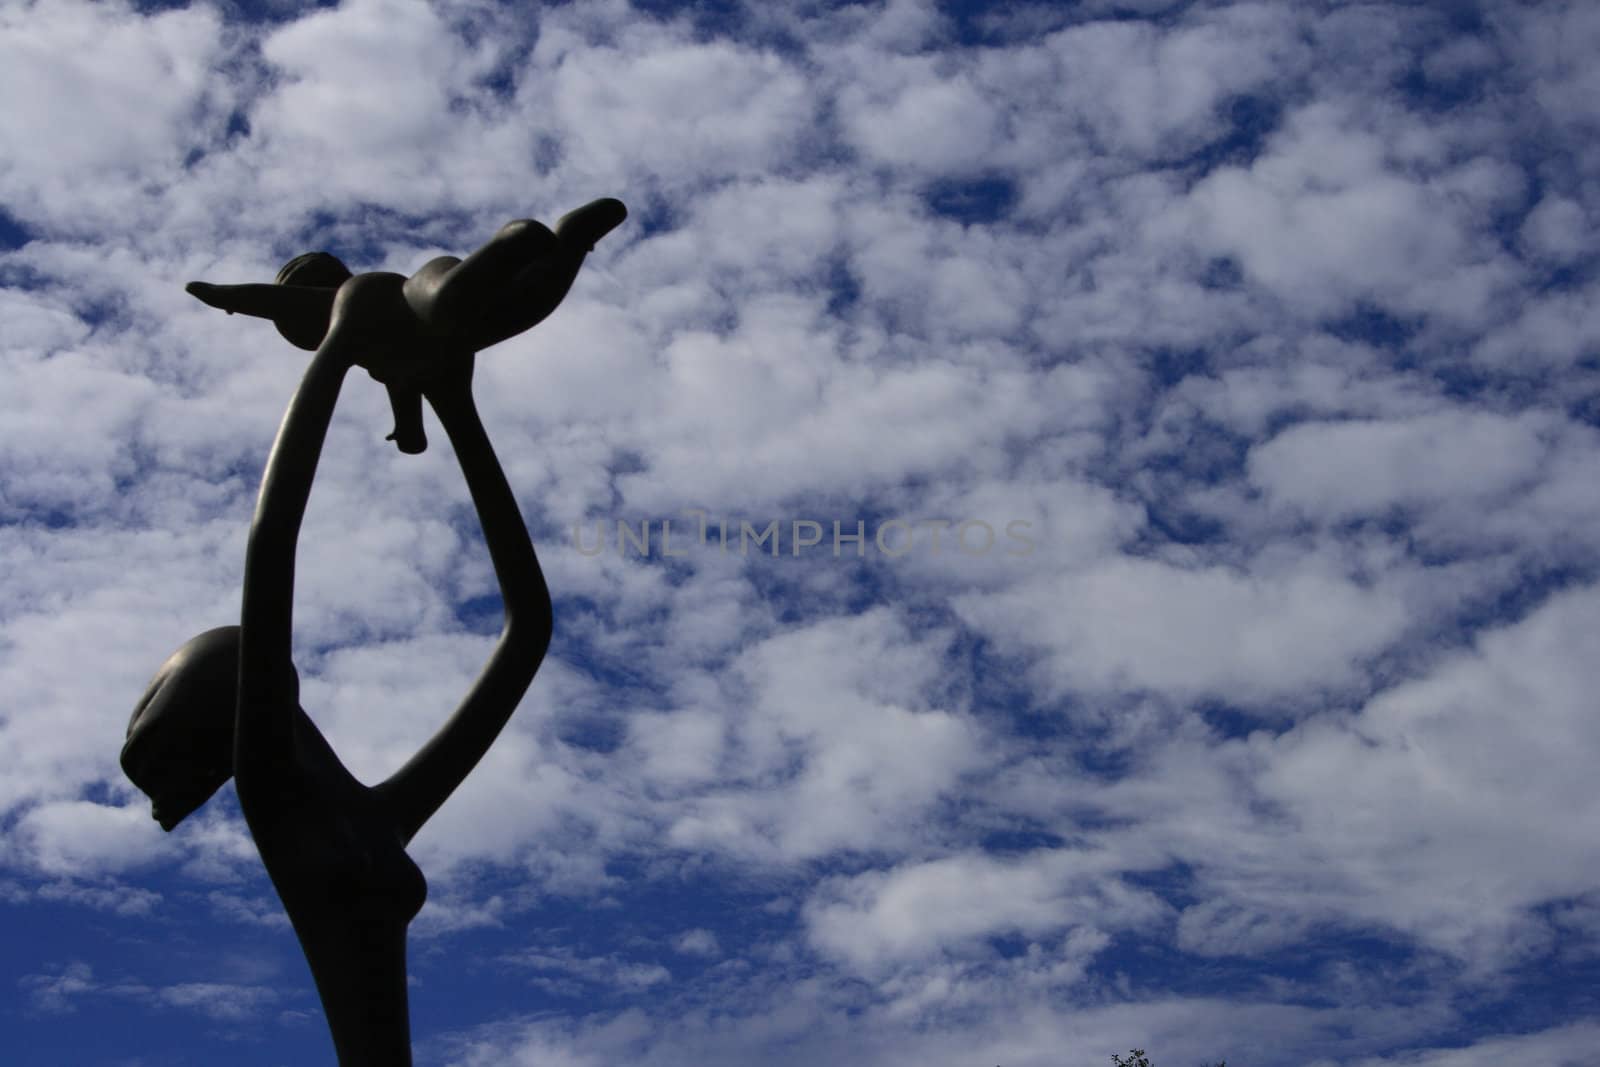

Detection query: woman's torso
xmin=243 ymin=709 xmax=428 ymax=926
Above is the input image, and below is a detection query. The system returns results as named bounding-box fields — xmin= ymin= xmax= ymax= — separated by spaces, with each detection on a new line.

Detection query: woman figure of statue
xmin=120 ymin=199 xmax=625 ymax=1064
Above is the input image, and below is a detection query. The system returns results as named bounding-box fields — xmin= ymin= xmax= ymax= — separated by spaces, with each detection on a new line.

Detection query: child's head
xmin=273 ymin=252 xmax=352 ymax=350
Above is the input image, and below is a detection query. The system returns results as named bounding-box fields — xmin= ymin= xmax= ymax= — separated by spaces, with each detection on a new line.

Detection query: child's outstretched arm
xmin=187 ymin=282 xmax=338 ymax=351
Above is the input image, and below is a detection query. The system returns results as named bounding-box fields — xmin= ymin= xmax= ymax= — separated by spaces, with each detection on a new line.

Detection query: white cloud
xmin=1341 ymin=1022 xmax=1600 ymax=1067
xmin=0 ymin=0 xmax=227 ymax=232
xmin=672 ymin=927 xmax=720 ymax=957
xmin=804 ymin=848 xmax=1162 ymax=973
xmin=654 ymin=607 xmax=984 ymax=862
xmin=501 ymin=947 xmax=672 ymax=994
xmin=1247 ymin=409 xmax=1552 ymax=521
xmin=955 ymin=554 xmax=1412 ymax=704
xmin=1518 ymin=193 xmax=1594 ymax=263
xmin=1473 ymin=287 xmax=1600 ymax=369
xmin=1506 ymin=1 xmax=1600 ymax=139
xmin=1255 ymin=583 xmax=1600 ymax=965
xmin=839 ymin=61 xmax=1002 ymax=174
xmin=9 ymin=800 xmax=166 ymax=877
xmin=20 ymin=960 xmax=96 ymax=1015
xmin=247 ymin=0 xmax=536 ymax=212
xmin=154 ymin=980 xmax=280 ymax=1021
xmin=1185 ymin=100 xmax=1512 ymax=321
xmin=543 ymin=33 xmax=815 ymax=188
xmin=1040 ymin=8 xmax=1298 ymax=162
xmin=1175 ymin=896 xmax=1313 ymax=957
xmin=19 ymin=960 xmax=281 ymax=1023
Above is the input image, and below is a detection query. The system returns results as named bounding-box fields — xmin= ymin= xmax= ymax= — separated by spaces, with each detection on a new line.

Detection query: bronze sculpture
xmin=120 ymin=198 xmax=626 ymax=1064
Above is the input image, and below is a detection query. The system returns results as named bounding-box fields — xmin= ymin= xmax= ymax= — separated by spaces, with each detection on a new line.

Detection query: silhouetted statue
xmin=121 ymin=199 xmax=626 ymax=1065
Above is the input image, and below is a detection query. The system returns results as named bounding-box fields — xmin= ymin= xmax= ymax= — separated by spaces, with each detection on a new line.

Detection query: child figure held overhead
xmin=186 ymin=197 xmax=626 ymax=452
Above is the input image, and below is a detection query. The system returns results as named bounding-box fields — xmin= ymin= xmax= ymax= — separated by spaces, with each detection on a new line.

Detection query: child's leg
xmin=554 ymin=198 xmax=626 ymax=252
xmin=399 ymin=256 xmax=460 ymax=334
xmin=383 ymin=382 xmax=427 ymax=454
xmin=421 ymin=222 xmax=560 ymax=338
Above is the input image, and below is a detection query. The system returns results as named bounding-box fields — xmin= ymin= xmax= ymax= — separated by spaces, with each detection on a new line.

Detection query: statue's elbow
xmin=504 ymin=608 xmax=553 ymax=668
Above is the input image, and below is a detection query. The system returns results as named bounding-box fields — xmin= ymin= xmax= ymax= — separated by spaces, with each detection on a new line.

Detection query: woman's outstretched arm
xmin=235 ymin=317 xmax=357 ymax=795
xmin=377 ymin=359 xmax=553 ymax=844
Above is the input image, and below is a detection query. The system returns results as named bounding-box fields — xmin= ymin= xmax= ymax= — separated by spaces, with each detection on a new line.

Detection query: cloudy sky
xmin=3 ymin=0 xmax=1600 ymax=1063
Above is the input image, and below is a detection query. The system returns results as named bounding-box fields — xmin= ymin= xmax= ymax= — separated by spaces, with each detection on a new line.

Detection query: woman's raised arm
xmin=376 ymin=360 xmax=553 ymax=844
xmin=235 ymin=318 xmax=357 ymax=796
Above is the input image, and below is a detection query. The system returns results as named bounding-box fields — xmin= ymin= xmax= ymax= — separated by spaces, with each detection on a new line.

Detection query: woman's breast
xmin=334 ymin=812 xmax=428 ymax=921
xmin=320 ymin=806 xmax=429 ymax=923
xmin=260 ymin=780 xmax=429 ymax=925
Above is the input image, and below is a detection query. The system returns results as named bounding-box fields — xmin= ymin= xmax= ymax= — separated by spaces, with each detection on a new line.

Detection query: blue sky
xmin=3 ymin=0 xmax=1600 ymax=1063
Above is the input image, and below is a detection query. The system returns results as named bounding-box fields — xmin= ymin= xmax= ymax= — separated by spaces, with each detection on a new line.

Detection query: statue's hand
xmin=185 ymin=281 xmax=235 ymax=314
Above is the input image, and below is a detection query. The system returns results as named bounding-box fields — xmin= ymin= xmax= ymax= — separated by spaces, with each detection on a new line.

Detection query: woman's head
xmin=121 ymin=627 xmax=240 ymax=831
xmin=274 ymin=252 xmax=352 ymax=351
